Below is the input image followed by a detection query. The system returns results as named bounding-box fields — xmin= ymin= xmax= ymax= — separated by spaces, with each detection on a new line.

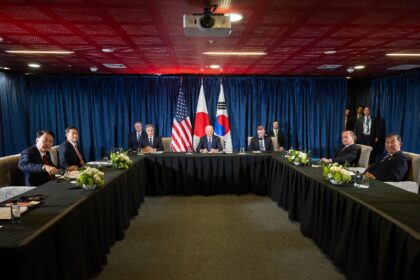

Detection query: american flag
xmin=171 ymin=86 xmax=193 ymax=152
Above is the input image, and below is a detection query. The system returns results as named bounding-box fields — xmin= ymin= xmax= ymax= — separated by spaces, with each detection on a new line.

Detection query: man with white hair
xmin=196 ymin=125 xmax=223 ymax=153
xmin=321 ymin=130 xmax=360 ymax=166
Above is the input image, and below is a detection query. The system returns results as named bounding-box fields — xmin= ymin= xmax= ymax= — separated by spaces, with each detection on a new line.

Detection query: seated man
xmin=365 ymin=134 xmax=409 ymax=181
xmin=128 ymin=121 xmax=146 ymax=151
xmin=18 ymin=130 xmax=59 ymax=186
xmin=321 ymin=131 xmax=360 ymax=166
xmin=249 ymin=125 xmax=273 ymax=152
xmin=268 ymin=120 xmax=285 ymax=151
xmin=59 ymin=127 xmax=86 ymax=171
xmin=196 ymin=125 xmax=223 ymax=153
xmin=140 ymin=124 xmax=164 ymax=152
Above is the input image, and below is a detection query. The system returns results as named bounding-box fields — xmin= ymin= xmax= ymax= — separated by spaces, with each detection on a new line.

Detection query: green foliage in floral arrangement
xmin=110 ymin=152 xmax=132 ymax=169
xmin=322 ymin=163 xmax=352 ymax=184
xmin=287 ymin=149 xmax=309 ymax=165
xmin=76 ymin=167 xmax=105 ymax=187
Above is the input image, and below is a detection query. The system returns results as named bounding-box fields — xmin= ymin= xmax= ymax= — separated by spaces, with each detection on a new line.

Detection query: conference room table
xmin=0 ymin=157 xmax=147 ymax=280
xmin=0 ymin=152 xmax=419 ymax=280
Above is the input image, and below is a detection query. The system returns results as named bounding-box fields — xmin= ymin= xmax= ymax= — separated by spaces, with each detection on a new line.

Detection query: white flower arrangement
xmin=322 ymin=163 xmax=352 ymax=184
xmin=76 ymin=167 xmax=105 ymax=189
xmin=110 ymin=152 xmax=132 ymax=169
xmin=287 ymin=149 xmax=310 ymax=165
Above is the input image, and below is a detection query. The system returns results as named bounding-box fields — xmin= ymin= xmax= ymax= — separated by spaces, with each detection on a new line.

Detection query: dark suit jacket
xmin=268 ymin=130 xmax=285 ymax=148
xmin=18 ymin=145 xmax=55 ymax=186
xmin=354 ymin=116 xmax=378 ymax=146
xmin=332 ymin=144 xmax=360 ymax=166
xmin=248 ymin=136 xmax=274 ymax=152
xmin=140 ymin=135 xmax=164 ymax=151
xmin=196 ymin=135 xmax=223 ymax=152
xmin=365 ymin=151 xmax=409 ymax=181
xmin=345 ymin=115 xmax=356 ymax=131
xmin=128 ymin=131 xmax=147 ymax=151
xmin=58 ymin=140 xmax=86 ymax=169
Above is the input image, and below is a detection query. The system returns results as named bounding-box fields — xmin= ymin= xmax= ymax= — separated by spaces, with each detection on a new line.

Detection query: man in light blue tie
xmin=248 ymin=125 xmax=274 ymax=152
xmin=196 ymin=125 xmax=223 ymax=153
xmin=128 ymin=121 xmax=146 ymax=151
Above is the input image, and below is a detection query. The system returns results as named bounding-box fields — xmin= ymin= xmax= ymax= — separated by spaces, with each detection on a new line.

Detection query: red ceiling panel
xmin=0 ymin=0 xmax=420 ymax=77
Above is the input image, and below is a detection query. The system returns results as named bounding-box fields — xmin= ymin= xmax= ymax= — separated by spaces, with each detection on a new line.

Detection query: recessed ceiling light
xmin=102 ymin=48 xmax=114 ymax=53
xmin=317 ymin=64 xmax=342 ymax=70
xmin=0 ymin=37 xmax=3 ymax=42
xmin=346 ymin=76 xmax=351 ymax=79
xmin=28 ymin=63 xmax=40 ymax=68
xmin=6 ymin=50 xmax=74 ymax=54
xmin=324 ymin=50 xmax=336 ymax=55
xmin=209 ymin=64 xmax=221 ymax=69
xmin=227 ymin=13 xmax=243 ymax=22
xmin=387 ymin=64 xmax=420 ymax=70
xmin=354 ymin=65 xmax=365 ymax=69
xmin=386 ymin=53 xmax=420 ymax=57
xmin=203 ymin=51 xmax=266 ymax=56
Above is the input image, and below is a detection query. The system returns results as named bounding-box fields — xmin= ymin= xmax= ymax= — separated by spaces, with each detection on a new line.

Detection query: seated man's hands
xmin=200 ymin=149 xmax=208 ymax=154
xmin=278 ymin=146 xmax=284 ymax=152
xmin=44 ymin=165 xmax=59 ymax=176
xmin=142 ymin=146 xmax=156 ymax=153
xmin=320 ymin=158 xmax=332 ymax=164
xmin=66 ymin=165 xmax=78 ymax=171
xmin=364 ymin=172 xmax=376 ymax=180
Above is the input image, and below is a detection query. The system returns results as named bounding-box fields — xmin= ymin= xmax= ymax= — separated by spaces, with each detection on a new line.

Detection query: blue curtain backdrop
xmin=370 ymin=71 xmax=420 ymax=154
xmin=1 ymin=74 xmax=347 ymax=160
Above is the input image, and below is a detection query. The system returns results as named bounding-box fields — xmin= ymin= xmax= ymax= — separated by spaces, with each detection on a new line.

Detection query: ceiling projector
xmin=183 ymin=4 xmax=231 ymax=37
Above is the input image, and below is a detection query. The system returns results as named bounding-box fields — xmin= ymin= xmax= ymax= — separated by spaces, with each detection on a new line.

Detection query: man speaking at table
xmin=18 ymin=130 xmax=59 ymax=186
xmin=249 ymin=125 xmax=273 ymax=152
xmin=59 ymin=127 xmax=86 ymax=171
xmin=196 ymin=125 xmax=223 ymax=153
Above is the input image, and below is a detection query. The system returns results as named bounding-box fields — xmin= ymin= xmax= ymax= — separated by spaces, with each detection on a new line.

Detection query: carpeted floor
xmin=92 ymin=195 xmax=345 ymax=280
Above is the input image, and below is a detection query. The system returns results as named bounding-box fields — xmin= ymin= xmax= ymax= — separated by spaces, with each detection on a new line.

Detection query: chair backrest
xmin=50 ymin=145 xmax=60 ymax=167
xmin=271 ymin=137 xmax=278 ymax=151
xmin=0 ymin=154 xmax=24 ymax=187
xmin=356 ymin=144 xmax=372 ymax=168
xmin=403 ymin=152 xmax=420 ymax=186
xmin=162 ymin=137 xmax=172 ymax=152
xmin=247 ymin=137 xmax=253 ymax=148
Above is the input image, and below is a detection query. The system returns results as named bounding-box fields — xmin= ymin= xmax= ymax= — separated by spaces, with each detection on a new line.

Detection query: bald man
xmin=321 ymin=131 xmax=361 ymax=166
xmin=196 ymin=125 xmax=223 ymax=153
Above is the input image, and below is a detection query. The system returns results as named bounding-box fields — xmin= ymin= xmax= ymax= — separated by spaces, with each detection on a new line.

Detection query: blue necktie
xmin=207 ymin=138 xmax=212 ymax=150
xmin=149 ymin=138 xmax=153 ymax=146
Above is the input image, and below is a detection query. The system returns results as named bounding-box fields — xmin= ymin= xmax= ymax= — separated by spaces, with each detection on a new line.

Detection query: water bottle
xmin=354 ymin=171 xmax=361 ymax=187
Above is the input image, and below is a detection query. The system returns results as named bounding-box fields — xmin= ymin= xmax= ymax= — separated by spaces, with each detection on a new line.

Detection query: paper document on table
xmin=0 ymin=187 xmax=36 ymax=203
xmin=0 ymin=206 xmax=28 ymax=220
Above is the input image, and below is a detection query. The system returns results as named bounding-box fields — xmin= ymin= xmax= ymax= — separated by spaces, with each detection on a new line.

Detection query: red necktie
xmin=73 ymin=145 xmax=85 ymax=166
xmin=43 ymin=154 xmax=53 ymax=179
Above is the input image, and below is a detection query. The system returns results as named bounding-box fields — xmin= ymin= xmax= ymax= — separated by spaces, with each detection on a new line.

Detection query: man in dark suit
xmin=268 ymin=120 xmax=285 ymax=151
xmin=365 ymin=134 xmax=409 ymax=181
xmin=18 ymin=130 xmax=59 ymax=186
xmin=196 ymin=125 xmax=223 ymax=153
xmin=249 ymin=125 xmax=274 ymax=152
xmin=354 ymin=106 xmax=378 ymax=147
xmin=355 ymin=105 xmax=364 ymax=121
xmin=321 ymin=131 xmax=361 ymax=166
xmin=344 ymin=108 xmax=356 ymax=131
xmin=59 ymin=127 xmax=86 ymax=171
xmin=140 ymin=124 xmax=164 ymax=152
xmin=128 ymin=121 xmax=147 ymax=151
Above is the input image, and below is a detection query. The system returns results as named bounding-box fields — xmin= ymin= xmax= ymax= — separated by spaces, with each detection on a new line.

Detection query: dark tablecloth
xmin=0 ymin=153 xmax=419 ymax=280
xmin=269 ymin=155 xmax=420 ymax=280
xmin=0 ymin=157 xmax=146 ymax=280
xmin=144 ymin=153 xmax=272 ymax=195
